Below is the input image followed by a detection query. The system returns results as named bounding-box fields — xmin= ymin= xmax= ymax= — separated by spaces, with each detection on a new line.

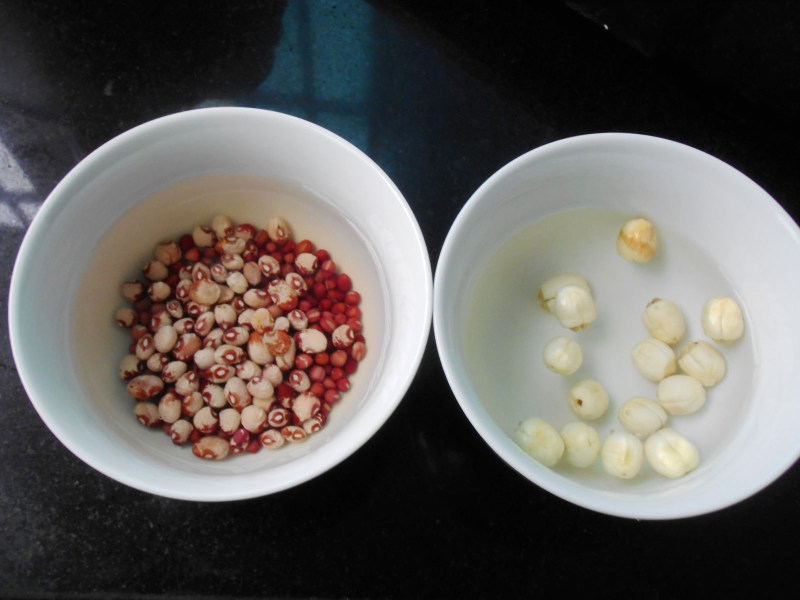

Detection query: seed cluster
xmin=515 ymin=217 xmax=745 ymax=479
xmin=115 ymin=215 xmax=367 ymax=460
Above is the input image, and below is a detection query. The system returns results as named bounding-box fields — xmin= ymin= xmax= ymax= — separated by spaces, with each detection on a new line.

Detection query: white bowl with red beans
xmin=9 ymin=107 xmax=432 ymax=501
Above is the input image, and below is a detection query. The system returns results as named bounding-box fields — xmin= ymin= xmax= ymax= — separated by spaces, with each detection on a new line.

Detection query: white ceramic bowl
xmin=434 ymin=133 xmax=800 ymax=519
xmin=9 ymin=107 xmax=432 ymax=501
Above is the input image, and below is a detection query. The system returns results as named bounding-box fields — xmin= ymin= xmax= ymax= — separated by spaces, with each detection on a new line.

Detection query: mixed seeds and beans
xmin=115 ymin=215 xmax=366 ymax=460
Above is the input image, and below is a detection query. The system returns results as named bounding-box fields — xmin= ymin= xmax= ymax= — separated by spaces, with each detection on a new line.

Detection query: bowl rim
xmin=433 ymin=131 xmax=800 ymax=519
xmin=9 ymin=106 xmax=433 ymax=501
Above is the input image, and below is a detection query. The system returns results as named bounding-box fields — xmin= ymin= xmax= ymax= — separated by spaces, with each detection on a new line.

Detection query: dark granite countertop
xmin=2 ymin=1 xmax=799 ymax=597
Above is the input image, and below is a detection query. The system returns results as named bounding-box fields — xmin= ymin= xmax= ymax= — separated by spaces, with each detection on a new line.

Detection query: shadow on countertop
xmin=386 ymin=0 xmax=800 ymax=132
xmin=565 ymin=0 xmax=800 ymax=130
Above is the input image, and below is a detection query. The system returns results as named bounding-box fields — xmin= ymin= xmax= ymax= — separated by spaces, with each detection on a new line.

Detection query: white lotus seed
xmin=512 ymin=417 xmax=564 ymax=467
xmin=642 ymin=298 xmax=686 ymax=345
xmin=552 ymin=285 xmax=597 ymax=331
xmin=657 ymin=374 xmax=706 ymax=416
xmin=644 ymin=428 xmax=700 ymax=478
xmin=618 ymin=397 xmax=668 ymax=439
xmin=631 ymin=338 xmax=677 ymax=382
xmin=543 ymin=336 xmax=583 ymax=375
xmin=601 ymin=431 xmax=644 ymax=479
xmin=701 ymin=297 xmax=744 ymax=344
xmin=617 ymin=217 xmax=657 ymax=263
xmin=560 ymin=422 xmax=601 ymax=468
xmin=678 ymin=341 xmax=726 ymax=387
xmin=538 ymin=273 xmax=591 ymax=311
xmin=567 ymin=379 xmax=609 ymax=420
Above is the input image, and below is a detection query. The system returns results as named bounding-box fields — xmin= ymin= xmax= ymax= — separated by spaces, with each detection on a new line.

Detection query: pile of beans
xmin=114 ymin=215 xmax=366 ymax=460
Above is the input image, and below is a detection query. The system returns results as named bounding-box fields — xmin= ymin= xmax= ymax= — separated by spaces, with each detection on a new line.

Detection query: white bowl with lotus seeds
xmin=433 ymin=133 xmax=800 ymax=519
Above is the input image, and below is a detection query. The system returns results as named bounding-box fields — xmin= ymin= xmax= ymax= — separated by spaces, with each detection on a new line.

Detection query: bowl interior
xmin=11 ymin=108 xmax=431 ymax=500
xmin=435 ymin=133 xmax=800 ymax=518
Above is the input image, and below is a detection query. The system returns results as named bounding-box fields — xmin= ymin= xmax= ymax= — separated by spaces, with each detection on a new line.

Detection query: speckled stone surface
xmin=1 ymin=1 xmax=799 ymax=597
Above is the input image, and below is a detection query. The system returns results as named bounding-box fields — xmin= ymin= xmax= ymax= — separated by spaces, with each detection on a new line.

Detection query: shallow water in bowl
xmin=72 ymin=174 xmax=388 ymax=472
xmin=463 ymin=208 xmax=754 ymax=490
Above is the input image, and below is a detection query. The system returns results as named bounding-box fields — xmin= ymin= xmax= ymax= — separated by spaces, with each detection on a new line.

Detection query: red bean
xmin=296 ymin=240 xmax=314 ymax=254
xmin=336 ymin=274 xmax=352 ymax=292
xmin=309 ymin=365 xmax=326 ymax=382
xmin=179 ymin=234 xmax=195 ymax=250
xmin=134 ymin=298 xmax=152 ymax=312
xmin=184 ymin=247 xmax=201 ymax=262
xmin=276 ymin=383 xmax=295 ymax=403
xmin=254 ymin=229 xmax=270 ymax=247
xmin=130 ymin=325 xmax=148 ymax=343
xmin=330 ymin=350 xmax=348 ymax=368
